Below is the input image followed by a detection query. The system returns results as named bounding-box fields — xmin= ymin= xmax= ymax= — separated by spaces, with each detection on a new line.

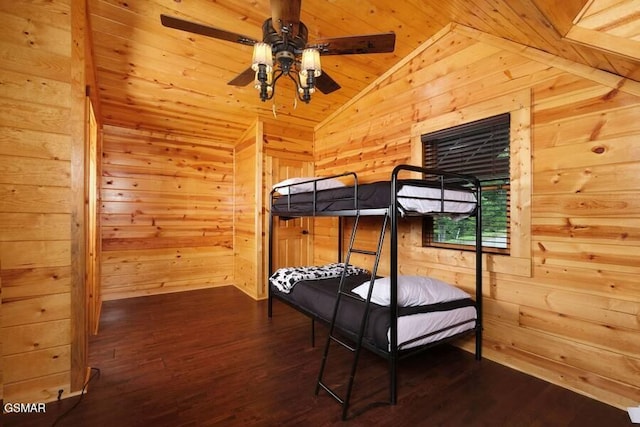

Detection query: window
xmin=422 ymin=113 xmax=511 ymax=254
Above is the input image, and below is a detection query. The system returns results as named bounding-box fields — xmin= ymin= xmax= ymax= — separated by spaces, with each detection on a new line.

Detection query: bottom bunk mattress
xmin=270 ymin=272 xmax=477 ymax=352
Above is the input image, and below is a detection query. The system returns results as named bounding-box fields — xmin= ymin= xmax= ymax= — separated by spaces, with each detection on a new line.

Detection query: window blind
xmin=422 ymin=113 xmax=510 ymax=252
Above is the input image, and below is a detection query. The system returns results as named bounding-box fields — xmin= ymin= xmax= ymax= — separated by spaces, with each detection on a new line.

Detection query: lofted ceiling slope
xmin=88 ymin=0 xmax=640 ymax=145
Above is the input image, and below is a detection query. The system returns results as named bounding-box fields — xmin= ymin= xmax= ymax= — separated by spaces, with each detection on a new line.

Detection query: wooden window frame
xmin=410 ymin=90 xmax=532 ymax=277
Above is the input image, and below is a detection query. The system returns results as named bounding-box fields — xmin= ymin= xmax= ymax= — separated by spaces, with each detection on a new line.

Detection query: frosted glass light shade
xmin=251 ymin=42 xmax=273 ymax=72
xmin=300 ymin=48 xmax=321 ymax=77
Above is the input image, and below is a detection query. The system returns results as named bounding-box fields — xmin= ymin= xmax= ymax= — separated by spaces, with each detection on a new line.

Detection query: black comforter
xmin=271 ymin=273 xmax=474 ymax=351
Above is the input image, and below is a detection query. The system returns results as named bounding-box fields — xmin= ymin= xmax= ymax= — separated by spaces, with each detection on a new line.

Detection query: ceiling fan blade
xmin=228 ymin=67 xmax=256 ymax=86
xmin=315 ymin=71 xmax=341 ymax=95
xmin=310 ymin=32 xmax=396 ymax=55
xmin=160 ymin=14 xmax=258 ymax=46
xmin=270 ymin=0 xmax=302 ymax=31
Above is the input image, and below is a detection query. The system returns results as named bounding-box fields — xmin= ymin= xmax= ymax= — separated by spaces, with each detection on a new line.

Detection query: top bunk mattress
xmin=271 ymin=179 xmax=477 ymax=217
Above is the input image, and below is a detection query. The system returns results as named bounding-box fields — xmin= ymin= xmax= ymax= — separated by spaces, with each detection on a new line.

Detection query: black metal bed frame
xmin=267 ymin=164 xmax=483 ymax=418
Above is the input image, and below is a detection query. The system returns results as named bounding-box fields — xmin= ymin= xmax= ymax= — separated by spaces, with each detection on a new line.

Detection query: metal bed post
xmin=389 ymin=166 xmax=400 ymax=405
xmin=338 ymin=217 xmax=343 ymax=263
xmin=475 ymin=182 xmax=483 ymax=360
xmin=268 ymin=191 xmax=275 ymax=318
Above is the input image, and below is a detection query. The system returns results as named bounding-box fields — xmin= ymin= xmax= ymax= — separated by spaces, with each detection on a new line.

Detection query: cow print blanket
xmin=269 ymin=263 xmax=369 ymax=293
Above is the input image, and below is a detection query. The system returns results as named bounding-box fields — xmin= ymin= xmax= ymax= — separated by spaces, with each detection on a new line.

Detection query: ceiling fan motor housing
xmin=262 ymin=18 xmax=308 ymax=54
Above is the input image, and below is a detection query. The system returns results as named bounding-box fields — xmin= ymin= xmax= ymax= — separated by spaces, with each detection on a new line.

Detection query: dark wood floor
xmin=4 ymin=286 xmax=630 ymax=426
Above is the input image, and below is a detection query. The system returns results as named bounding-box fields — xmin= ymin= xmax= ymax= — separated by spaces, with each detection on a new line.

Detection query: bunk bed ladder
xmin=315 ymin=211 xmax=390 ymax=420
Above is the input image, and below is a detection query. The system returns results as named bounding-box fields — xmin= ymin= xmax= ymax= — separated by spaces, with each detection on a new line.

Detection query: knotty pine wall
xmin=262 ymin=118 xmax=315 ymax=285
xmin=313 ymin=25 xmax=640 ymax=409
xmin=100 ymin=126 xmax=234 ymax=300
xmin=234 ymin=120 xmax=263 ymax=300
xmin=1 ymin=0 xmax=94 ymax=403
xmin=234 ymin=118 xmax=315 ymax=299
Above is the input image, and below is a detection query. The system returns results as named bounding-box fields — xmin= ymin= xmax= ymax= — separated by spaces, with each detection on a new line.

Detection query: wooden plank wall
xmin=313 ymin=27 xmax=640 ymax=409
xmin=262 ymin=118 xmax=315 ymax=285
xmin=100 ymin=126 xmax=234 ymax=300
xmin=233 ymin=118 xmax=314 ymax=299
xmin=233 ymin=121 xmax=263 ymax=300
xmin=0 ymin=0 xmax=75 ymax=403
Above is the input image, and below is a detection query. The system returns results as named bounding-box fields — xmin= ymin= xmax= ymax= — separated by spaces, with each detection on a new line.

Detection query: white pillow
xmin=352 ymin=275 xmax=470 ymax=307
xmin=273 ymin=177 xmax=345 ymax=195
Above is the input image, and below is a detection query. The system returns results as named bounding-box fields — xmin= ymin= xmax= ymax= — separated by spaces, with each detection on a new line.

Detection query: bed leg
xmin=390 ymin=357 xmax=397 ymax=405
xmin=311 ymin=319 xmax=315 ymax=347
xmin=475 ymin=325 xmax=482 ymax=360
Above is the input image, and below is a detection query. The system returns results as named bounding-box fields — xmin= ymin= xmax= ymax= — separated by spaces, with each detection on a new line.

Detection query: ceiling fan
xmin=160 ymin=0 xmax=395 ymax=103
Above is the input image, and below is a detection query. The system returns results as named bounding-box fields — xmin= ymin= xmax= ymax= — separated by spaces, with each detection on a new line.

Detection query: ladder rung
xmin=338 ymin=291 xmax=361 ymax=301
xmin=330 ymin=335 xmax=356 ymax=352
xmin=318 ymin=381 xmax=345 ymax=404
xmin=350 ymin=248 xmax=377 ymax=256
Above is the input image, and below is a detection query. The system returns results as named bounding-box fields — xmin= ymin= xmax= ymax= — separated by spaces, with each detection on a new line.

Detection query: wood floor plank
xmin=3 ymin=286 xmax=630 ymax=426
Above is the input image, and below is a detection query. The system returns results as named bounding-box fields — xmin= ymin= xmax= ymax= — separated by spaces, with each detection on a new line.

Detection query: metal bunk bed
xmin=267 ymin=164 xmax=483 ymax=419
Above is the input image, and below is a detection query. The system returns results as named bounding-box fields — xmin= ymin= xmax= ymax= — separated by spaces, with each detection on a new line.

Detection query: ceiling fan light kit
xmin=251 ymin=36 xmax=322 ymax=103
xmin=160 ymin=0 xmax=395 ymax=105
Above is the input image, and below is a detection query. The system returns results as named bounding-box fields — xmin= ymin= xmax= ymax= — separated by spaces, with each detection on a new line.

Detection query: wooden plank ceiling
xmin=88 ymin=0 xmax=640 ymax=144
